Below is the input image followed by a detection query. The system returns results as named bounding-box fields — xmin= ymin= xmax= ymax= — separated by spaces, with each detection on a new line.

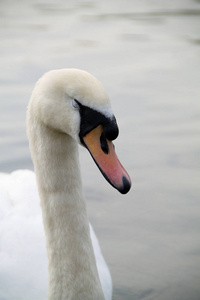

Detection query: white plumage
xmin=0 ymin=170 xmax=112 ymax=300
xmin=0 ymin=69 xmax=130 ymax=300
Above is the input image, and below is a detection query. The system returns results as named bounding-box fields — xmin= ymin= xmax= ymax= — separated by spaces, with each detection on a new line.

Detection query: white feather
xmin=0 ymin=170 xmax=112 ymax=300
xmin=1 ymin=69 xmax=114 ymax=300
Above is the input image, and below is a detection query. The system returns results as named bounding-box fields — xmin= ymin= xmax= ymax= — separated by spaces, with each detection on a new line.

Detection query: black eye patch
xmin=74 ymin=100 xmax=119 ymax=144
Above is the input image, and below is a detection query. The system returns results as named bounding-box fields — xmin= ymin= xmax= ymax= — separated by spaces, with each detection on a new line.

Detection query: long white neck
xmin=28 ymin=120 xmax=105 ymax=300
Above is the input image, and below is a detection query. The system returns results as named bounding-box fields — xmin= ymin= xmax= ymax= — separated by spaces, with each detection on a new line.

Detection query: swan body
xmin=0 ymin=69 xmax=131 ymax=300
xmin=0 ymin=170 xmax=111 ymax=300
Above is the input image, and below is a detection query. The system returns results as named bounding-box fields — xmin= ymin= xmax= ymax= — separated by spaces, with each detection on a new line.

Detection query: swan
xmin=0 ymin=69 xmax=131 ymax=300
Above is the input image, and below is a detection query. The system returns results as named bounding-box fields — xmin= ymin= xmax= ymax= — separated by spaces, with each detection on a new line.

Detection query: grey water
xmin=0 ymin=0 xmax=200 ymax=299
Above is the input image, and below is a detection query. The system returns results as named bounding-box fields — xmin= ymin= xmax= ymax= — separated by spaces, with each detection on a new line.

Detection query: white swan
xmin=0 ymin=69 xmax=131 ymax=300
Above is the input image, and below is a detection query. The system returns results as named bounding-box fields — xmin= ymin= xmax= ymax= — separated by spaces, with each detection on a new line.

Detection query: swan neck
xmin=29 ymin=125 xmax=104 ymax=300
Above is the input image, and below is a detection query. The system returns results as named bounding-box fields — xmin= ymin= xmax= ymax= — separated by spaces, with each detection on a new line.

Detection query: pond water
xmin=0 ymin=0 xmax=200 ymax=299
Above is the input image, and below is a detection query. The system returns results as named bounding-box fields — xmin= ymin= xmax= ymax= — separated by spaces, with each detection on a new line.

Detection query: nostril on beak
xmin=100 ymin=133 xmax=109 ymax=154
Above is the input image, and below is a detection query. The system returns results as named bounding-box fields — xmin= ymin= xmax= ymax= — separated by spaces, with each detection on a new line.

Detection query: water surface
xmin=0 ymin=0 xmax=200 ymax=299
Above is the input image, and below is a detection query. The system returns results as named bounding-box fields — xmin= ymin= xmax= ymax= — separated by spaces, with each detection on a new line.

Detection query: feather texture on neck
xmin=27 ymin=116 xmax=105 ymax=300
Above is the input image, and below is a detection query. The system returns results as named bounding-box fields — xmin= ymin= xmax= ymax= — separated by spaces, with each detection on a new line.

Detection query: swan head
xmin=29 ymin=68 xmax=131 ymax=194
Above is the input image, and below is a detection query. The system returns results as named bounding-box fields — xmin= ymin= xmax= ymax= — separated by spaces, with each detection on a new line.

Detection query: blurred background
xmin=0 ymin=0 xmax=200 ymax=299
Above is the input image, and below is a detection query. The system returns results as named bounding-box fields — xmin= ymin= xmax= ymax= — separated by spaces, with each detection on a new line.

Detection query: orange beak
xmin=83 ymin=125 xmax=131 ymax=194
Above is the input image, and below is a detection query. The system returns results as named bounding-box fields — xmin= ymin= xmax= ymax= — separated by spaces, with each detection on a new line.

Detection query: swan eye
xmin=72 ymin=99 xmax=80 ymax=109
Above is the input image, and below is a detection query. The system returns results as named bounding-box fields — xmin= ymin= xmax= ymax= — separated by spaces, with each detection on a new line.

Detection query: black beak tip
xmin=118 ymin=176 xmax=131 ymax=194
